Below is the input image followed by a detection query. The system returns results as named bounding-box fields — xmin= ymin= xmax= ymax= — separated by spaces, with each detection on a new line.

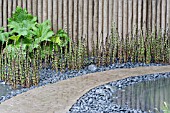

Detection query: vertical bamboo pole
xmin=73 ymin=0 xmax=78 ymax=43
xmin=3 ymin=0 xmax=7 ymax=31
xmin=127 ymin=0 xmax=133 ymax=60
xmin=128 ymin=0 xmax=132 ymax=36
xmin=123 ymin=0 xmax=128 ymax=40
xmin=18 ymin=0 xmax=22 ymax=7
xmin=103 ymin=0 xmax=108 ymax=46
xmin=42 ymin=0 xmax=48 ymax=22
xmin=108 ymin=0 xmax=113 ymax=37
xmin=68 ymin=0 xmax=73 ymax=39
xmin=162 ymin=0 xmax=167 ymax=63
xmin=0 ymin=0 xmax=2 ymax=27
xmin=118 ymin=0 xmax=123 ymax=61
xmin=63 ymin=0 xmax=68 ymax=31
xmin=58 ymin=0 xmax=63 ymax=29
xmin=157 ymin=0 xmax=161 ymax=33
xmin=113 ymin=0 xmax=118 ymax=29
xmin=152 ymin=0 xmax=157 ymax=62
xmin=93 ymin=0 xmax=98 ymax=51
xmin=7 ymin=0 xmax=12 ymax=31
xmin=123 ymin=0 xmax=128 ymax=62
xmin=7 ymin=0 xmax=12 ymax=21
xmin=143 ymin=0 xmax=147 ymax=38
xmin=152 ymin=0 xmax=156 ymax=33
xmin=167 ymin=0 xmax=170 ymax=31
xmin=147 ymin=0 xmax=152 ymax=32
xmin=27 ymin=0 xmax=32 ymax=14
xmin=48 ymin=0 xmax=53 ymax=24
xmin=77 ymin=0 xmax=83 ymax=42
xmin=138 ymin=0 xmax=142 ymax=33
xmin=53 ymin=0 xmax=58 ymax=32
xmin=13 ymin=0 xmax=17 ymax=12
xmin=118 ymin=0 xmax=123 ymax=39
xmin=77 ymin=0 xmax=83 ymax=66
xmin=22 ymin=0 xmax=27 ymax=9
xmin=88 ymin=0 xmax=93 ymax=54
xmin=167 ymin=0 xmax=170 ymax=64
xmin=132 ymin=0 xmax=137 ymax=36
xmin=138 ymin=0 xmax=142 ymax=63
xmin=38 ymin=0 xmax=42 ymax=23
xmin=32 ymin=0 xmax=37 ymax=16
xmin=162 ymin=0 xmax=166 ymax=35
xmin=98 ymin=0 xmax=103 ymax=52
xmin=83 ymin=0 xmax=88 ymax=51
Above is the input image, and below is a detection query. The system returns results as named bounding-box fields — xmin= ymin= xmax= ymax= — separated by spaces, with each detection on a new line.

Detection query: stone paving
xmin=0 ymin=65 xmax=170 ymax=113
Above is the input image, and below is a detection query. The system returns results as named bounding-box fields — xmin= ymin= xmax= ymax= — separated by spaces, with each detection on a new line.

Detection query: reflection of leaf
xmin=155 ymin=102 xmax=170 ymax=113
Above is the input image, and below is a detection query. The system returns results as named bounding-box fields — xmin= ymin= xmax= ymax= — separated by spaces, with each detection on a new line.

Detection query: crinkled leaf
xmin=8 ymin=6 xmax=36 ymax=23
xmin=8 ymin=20 xmax=36 ymax=37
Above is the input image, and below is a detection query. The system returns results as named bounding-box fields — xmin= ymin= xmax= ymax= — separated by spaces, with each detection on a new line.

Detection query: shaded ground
xmin=0 ymin=66 xmax=170 ymax=113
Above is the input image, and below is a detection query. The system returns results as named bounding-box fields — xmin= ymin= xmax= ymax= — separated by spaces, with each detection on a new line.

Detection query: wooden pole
xmin=53 ymin=0 xmax=58 ymax=32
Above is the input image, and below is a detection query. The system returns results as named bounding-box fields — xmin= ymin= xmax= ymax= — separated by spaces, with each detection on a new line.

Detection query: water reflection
xmin=113 ymin=78 xmax=170 ymax=112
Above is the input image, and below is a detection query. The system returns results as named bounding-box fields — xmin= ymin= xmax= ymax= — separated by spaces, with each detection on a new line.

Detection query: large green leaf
xmin=32 ymin=20 xmax=54 ymax=43
xmin=8 ymin=20 xmax=36 ymax=37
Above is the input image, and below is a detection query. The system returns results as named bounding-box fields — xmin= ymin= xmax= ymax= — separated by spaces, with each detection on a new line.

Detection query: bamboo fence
xmin=0 ymin=0 xmax=169 ymax=51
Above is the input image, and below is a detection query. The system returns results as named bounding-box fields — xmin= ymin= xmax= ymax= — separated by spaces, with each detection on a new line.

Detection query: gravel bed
xmin=68 ymin=72 xmax=170 ymax=113
xmin=0 ymin=62 xmax=168 ymax=110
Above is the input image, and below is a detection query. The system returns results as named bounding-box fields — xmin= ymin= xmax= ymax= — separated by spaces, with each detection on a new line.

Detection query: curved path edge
xmin=0 ymin=66 xmax=170 ymax=113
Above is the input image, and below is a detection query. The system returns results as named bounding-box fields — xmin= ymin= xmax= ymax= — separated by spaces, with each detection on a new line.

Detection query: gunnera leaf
xmin=8 ymin=6 xmax=36 ymax=23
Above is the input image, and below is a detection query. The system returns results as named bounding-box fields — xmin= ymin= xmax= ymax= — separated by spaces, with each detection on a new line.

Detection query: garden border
xmin=0 ymin=65 xmax=170 ymax=113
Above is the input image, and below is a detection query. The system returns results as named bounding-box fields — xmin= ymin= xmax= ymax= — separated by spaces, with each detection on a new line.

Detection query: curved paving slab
xmin=0 ymin=66 xmax=170 ymax=113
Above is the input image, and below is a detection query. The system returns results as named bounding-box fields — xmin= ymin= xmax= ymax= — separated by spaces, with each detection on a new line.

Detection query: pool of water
xmin=113 ymin=77 xmax=170 ymax=112
xmin=0 ymin=82 xmax=12 ymax=97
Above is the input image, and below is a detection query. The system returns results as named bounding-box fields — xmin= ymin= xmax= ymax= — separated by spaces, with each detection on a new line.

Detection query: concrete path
xmin=0 ymin=66 xmax=170 ymax=113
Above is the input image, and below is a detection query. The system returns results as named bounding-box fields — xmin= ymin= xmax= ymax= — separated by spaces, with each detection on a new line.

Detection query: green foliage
xmin=8 ymin=6 xmax=37 ymax=37
xmin=0 ymin=6 xmax=170 ymax=89
xmin=0 ymin=6 xmax=72 ymax=88
xmin=162 ymin=102 xmax=170 ymax=113
xmin=8 ymin=19 xmax=37 ymax=37
xmin=5 ymin=6 xmax=37 ymax=56
xmin=5 ymin=7 xmax=56 ymax=57
xmin=8 ymin=6 xmax=35 ymax=23
xmin=0 ymin=27 xmax=9 ymax=44
xmin=51 ymin=29 xmax=70 ymax=47
xmin=30 ymin=20 xmax=54 ymax=52
xmin=154 ymin=102 xmax=170 ymax=113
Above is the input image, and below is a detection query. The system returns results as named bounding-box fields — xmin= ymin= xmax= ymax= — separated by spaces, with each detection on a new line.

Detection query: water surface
xmin=113 ymin=78 xmax=170 ymax=112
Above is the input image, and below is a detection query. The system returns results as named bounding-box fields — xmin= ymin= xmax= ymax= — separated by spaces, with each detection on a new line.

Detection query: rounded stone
xmin=88 ymin=64 xmax=97 ymax=72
